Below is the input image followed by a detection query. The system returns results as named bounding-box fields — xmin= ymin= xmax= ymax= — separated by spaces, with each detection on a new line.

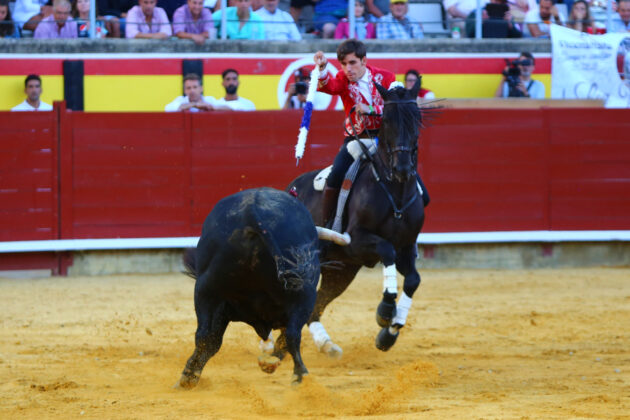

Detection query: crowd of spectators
xmin=2 ymin=0 xmax=628 ymax=40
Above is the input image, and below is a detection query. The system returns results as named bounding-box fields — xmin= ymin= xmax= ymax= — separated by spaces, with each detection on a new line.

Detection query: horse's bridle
xmin=346 ymin=100 xmax=420 ymax=219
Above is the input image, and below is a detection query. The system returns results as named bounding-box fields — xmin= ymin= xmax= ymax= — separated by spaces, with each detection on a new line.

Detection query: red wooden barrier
xmin=1 ymin=104 xmax=630 ymax=272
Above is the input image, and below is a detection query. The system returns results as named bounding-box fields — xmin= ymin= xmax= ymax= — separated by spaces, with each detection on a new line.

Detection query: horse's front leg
xmin=376 ymin=243 xmax=421 ymax=351
xmin=347 ymin=229 xmax=399 ymax=332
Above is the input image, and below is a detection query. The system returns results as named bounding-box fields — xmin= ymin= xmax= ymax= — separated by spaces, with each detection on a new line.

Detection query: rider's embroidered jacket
xmin=317 ymin=64 xmax=396 ymax=137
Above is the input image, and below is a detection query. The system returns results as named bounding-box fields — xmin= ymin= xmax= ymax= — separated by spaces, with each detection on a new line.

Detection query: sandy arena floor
xmin=0 ymin=267 xmax=628 ymax=419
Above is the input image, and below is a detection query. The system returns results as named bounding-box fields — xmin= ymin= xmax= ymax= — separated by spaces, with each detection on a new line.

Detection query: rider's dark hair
xmin=221 ymin=68 xmax=238 ymax=79
xmin=337 ymin=39 xmax=367 ymax=62
xmin=24 ymin=74 xmax=42 ymax=87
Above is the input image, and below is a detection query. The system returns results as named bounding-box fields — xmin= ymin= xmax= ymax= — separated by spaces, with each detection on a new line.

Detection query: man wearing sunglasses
xmin=494 ymin=51 xmax=546 ymax=99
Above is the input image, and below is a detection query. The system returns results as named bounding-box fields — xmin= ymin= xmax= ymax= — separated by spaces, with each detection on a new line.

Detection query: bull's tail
xmin=182 ymin=247 xmax=197 ymax=279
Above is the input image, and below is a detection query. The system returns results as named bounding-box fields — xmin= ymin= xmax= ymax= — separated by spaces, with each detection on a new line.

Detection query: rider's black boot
xmin=321 ymin=186 xmax=340 ymax=227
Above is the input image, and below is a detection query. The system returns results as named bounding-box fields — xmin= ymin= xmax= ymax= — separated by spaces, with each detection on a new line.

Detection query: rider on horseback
xmin=314 ymin=39 xmax=430 ymax=227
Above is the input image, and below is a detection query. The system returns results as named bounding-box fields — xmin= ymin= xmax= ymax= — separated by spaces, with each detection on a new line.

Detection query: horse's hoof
xmin=258 ymin=354 xmax=281 ymax=374
xmin=321 ymin=340 xmax=343 ymax=359
xmin=376 ymin=298 xmax=397 ymax=328
xmin=375 ymin=326 xmax=399 ymax=351
xmin=174 ymin=372 xmax=200 ymax=390
xmin=291 ymin=372 xmax=308 ymax=386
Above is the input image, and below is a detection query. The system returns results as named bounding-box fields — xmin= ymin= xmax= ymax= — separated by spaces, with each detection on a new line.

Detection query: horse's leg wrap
xmin=377 ymin=264 xmax=398 ymax=328
xmin=392 ymin=292 xmax=412 ymax=326
xmin=308 ymin=321 xmax=331 ymax=351
xmin=382 ymin=264 xmax=398 ymax=295
xmin=258 ymin=331 xmax=274 ymax=355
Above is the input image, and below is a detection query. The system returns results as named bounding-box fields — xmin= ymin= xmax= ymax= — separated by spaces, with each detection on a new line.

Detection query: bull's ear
xmin=375 ymin=82 xmax=388 ymax=100
xmin=409 ymin=76 xmax=421 ymax=99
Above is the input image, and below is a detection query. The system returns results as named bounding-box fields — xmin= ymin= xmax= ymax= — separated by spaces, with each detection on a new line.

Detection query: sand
xmin=0 ymin=267 xmax=628 ymax=419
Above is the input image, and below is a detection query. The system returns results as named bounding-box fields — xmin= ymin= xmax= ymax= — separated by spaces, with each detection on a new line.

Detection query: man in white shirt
xmin=12 ymin=74 xmax=53 ymax=111
xmin=523 ymin=0 xmax=564 ymax=38
xmin=165 ymin=73 xmax=218 ymax=112
xmin=215 ymin=69 xmax=257 ymax=111
xmin=255 ymin=0 xmax=302 ymax=40
xmin=444 ymin=0 xmax=489 ymax=34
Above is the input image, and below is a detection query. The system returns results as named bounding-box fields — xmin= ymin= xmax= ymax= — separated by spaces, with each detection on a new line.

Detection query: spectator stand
xmin=407 ymin=0 xmax=450 ymax=37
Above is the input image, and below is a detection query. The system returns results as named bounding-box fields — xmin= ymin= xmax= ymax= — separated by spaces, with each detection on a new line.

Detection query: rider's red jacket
xmin=317 ymin=64 xmax=396 ymax=137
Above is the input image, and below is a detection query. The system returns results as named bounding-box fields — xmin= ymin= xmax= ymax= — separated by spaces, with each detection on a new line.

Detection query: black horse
xmin=283 ymin=80 xmax=426 ymax=356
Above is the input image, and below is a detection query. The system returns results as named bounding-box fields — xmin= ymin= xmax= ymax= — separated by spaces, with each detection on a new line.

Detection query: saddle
xmin=313 ymin=139 xmax=377 ymax=191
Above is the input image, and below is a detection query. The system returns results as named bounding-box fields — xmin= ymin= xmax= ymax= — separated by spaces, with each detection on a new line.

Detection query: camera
xmin=295 ymin=82 xmax=308 ymax=95
xmin=502 ymin=59 xmax=532 ymax=97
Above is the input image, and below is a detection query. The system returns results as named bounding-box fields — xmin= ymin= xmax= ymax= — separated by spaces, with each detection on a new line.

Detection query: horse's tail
xmin=182 ymin=247 xmax=197 ymax=279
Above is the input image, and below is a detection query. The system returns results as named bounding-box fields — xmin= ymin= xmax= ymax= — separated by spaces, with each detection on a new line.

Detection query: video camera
xmin=502 ymin=58 xmax=533 ymax=97
xmin=295 ymin=82 xmax=308 ymax=95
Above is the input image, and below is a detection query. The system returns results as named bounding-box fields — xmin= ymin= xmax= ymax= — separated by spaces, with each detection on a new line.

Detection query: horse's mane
xmin=381 ymin=87 xmax=422 ymax=139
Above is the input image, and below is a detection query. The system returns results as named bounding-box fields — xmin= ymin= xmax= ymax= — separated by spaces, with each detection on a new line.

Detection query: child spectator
xmin=334 ymin=0 xmax=375 ymax=39
xmin=0 ymin=0 xmax=20 ymax=37
xmin=73 ymin=0 xmax=108 ymax=37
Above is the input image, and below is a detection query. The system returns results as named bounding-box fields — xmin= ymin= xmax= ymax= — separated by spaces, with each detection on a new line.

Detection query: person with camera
xmin=283 ymin=68 xmax=310 ymax=109
xmin=494 ymin=52 xmax=545 ymax=99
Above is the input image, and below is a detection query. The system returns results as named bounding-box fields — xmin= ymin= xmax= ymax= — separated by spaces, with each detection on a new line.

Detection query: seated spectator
xmin=157 ymin=0 xmax=185 ymax=19
xmin=404 ymin=69 xmax=435 ymax=100
xmin=72 ymin=0 xmax=115 ymax=37
xmin=165 ymin=73 xmax=219 ymax=111
xmin=0 ymin=0 xmax=21 ymax=37
xmin=96 ymin=0 xmax=135 ymax=36
xmin=334 ymin=0 xmax=376 ymax=39
xmin=34 ymin=0 xmax=78 ymax=37
xmin=125 ymin=0 xmax=172 ymax=38
xmin=506 ymin=0 xmax=536 ymax=23
xmin=215 ymin=68 xmax=256 ymax=110
xmin=289 ymin=0 xmax=314 ymax=28
xmin=97 ymin=0 xmax=136 ymax=18
xmin=444 ymin=0 xmax=489 ymax=35
xmin=566 ymin=0 xmax=594 ymax=32
xmin=494 ymin=51 xmax=545 ymax=98
xmin=12 ymin=74 xmax=53 ymax=111
xmin=523 ymin=0 xmax=564 ymax=38
xmin=255 ymin=0 xmax=301 ymax=40
xmin=465 ymin=0 xmax=522 ymax=38
xmin=610 ymin=0 xmax=630 ymax=32
xmin=212 ymin=0 xmax=264 ymax=39
xmin=376 ymin=0 xmax=423 ymax=39
xmin=365 ymin=0 xmax=389 ymax=19
xmin=13 ymin=0 xmax=51 ymax=31
xmin=173 ymin=0 xmax=215 ymax=44
xmin=313 ymin=0 xmax=347 ymax=38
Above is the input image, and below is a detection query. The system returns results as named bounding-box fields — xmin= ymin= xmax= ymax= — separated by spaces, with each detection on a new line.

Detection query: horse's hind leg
xmin=376 ymin=244 xmax=421 ymax=351
xmin=307 ymin=263 xmax=361 ymax=358
xmin=176 ymin=297 xmax=229 ymax=389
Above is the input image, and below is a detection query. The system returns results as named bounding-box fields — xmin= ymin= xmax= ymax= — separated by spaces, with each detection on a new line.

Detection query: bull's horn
xmin=316 ymin=227 xmax=351 ymax=246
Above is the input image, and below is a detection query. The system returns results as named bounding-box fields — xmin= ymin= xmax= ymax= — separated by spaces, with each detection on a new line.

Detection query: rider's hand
xmin=314 ymin=51 xmax=327 ymax=72
xmin=356 ymin=103 xmax=372 ymax=116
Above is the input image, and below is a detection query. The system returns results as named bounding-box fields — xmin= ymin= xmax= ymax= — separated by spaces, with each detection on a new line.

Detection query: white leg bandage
xmin=258 ymin=331 xmax=275 ymax=354
xmin=382 ymin=264 xmax=398 ymax=294
xmin=308 ymin=321 xmax=331 ymax=351
xmin=392 ymin=292 xmax=413 ymax=326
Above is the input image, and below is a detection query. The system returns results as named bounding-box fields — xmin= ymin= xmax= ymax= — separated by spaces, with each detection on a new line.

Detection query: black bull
xmin=176 ymin=188 xmax=322 ymax=388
